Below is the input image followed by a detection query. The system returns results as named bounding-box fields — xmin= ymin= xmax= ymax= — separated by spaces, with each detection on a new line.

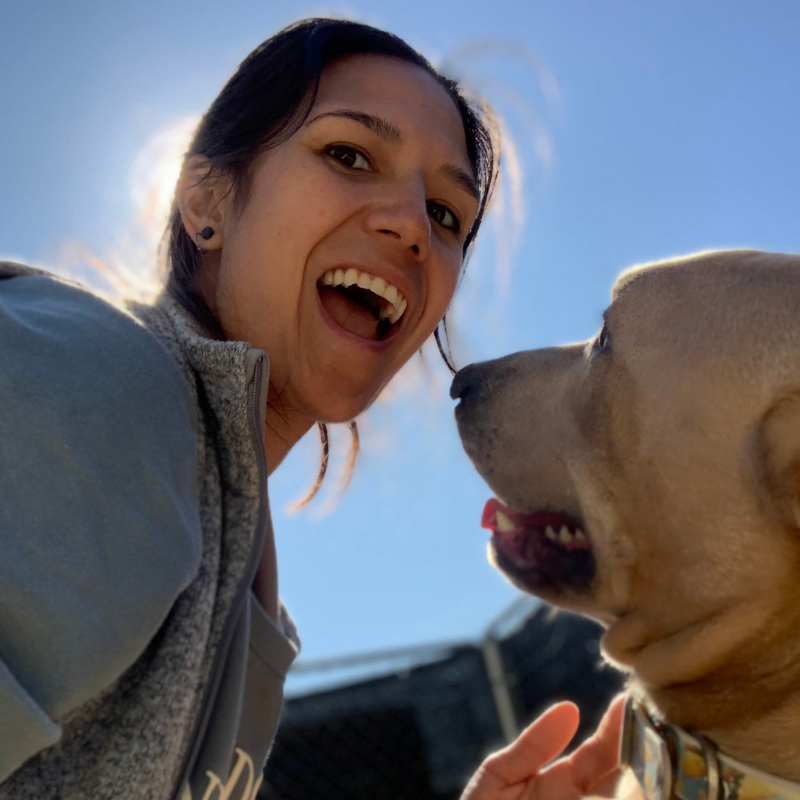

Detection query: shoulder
xmin=0 ymin=268 xmax=198 ymax=481
xmin=0 ymin=265 xmax=194 ymax=418
xmin=0 ymin=266 xmax=204 ymax=716
xmin=0 ymin=265 xmax=200 ymax=544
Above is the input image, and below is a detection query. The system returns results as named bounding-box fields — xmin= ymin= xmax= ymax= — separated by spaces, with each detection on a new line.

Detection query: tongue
xmin=319 ymin=286 xmax=379 ymax=340
xmin=482 ymin=498 xmax=537 ymax=530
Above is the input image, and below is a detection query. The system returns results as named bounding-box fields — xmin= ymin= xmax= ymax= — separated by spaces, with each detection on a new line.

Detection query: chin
xmin=307 ymin=383 xmax=383 ymax=426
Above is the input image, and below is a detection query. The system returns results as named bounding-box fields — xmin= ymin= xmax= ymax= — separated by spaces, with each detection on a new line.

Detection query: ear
xmin=175 ymin=156 xmax=230 ymax=250
xmin=755 ymin=392 xmax=800 ymax=529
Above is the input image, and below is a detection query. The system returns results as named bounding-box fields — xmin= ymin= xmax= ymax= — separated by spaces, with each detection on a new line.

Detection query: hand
xmin=460 ymin=694 xmax=626 ymax=800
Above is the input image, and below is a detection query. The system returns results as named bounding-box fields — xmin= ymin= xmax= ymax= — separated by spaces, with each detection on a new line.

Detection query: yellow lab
xmin=452 ymin=250 xmax=800 ymax=800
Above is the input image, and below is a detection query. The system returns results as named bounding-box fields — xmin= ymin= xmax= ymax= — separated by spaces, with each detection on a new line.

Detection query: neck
xmin=703 ymin=693 xmax=800 ymax=782
xmin=647 ymin=661 xmax=800 ymax=783
xmin=263 ymin=403 xmax=314 ymax=476
xmin=629 ymin=582 xmax=800 ymax=785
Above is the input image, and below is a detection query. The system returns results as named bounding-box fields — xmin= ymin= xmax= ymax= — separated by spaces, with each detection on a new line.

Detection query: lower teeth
xmin=377 ymin=318 xmax=393 ymax=339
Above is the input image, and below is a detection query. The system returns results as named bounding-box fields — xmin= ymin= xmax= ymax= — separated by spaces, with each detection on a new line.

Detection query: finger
xmin=591 ymin=767 xmax=625 ymax=798
xmin=482 ymin=701 xmax=580 ymax=786
xmin=567 ymin=693 xmax=627 ymax=794
xmin=521 ymin=763 xmax=598 ymax=800
xmin=532 ymin=764 xmax=623 ymax=800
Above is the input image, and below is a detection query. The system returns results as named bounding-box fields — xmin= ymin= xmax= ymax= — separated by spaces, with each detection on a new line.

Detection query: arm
xmin=0 ymin=274 xmax=202 ymax=781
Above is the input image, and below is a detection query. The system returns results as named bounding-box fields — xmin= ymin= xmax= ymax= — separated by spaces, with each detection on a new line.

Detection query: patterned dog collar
xmin=620 ymin=696 xmax=800 ymax=800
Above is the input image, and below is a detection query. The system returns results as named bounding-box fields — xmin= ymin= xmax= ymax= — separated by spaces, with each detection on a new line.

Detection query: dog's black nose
xmin=450 ymin=367 xmax=476 ymax=400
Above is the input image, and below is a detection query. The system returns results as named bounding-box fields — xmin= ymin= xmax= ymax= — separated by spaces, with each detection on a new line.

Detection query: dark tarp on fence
xmin=260 ymin=605 xmax=623 ymax=799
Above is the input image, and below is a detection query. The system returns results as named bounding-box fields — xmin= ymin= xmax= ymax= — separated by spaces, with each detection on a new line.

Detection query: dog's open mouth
xmin=482 ymin=498 xmax=596 ymax=596
xmin=317 ymin=268 xmax=407 ymax=342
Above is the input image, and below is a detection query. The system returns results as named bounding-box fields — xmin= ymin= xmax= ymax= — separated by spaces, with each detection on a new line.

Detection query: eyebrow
xmin=308 ymin=109 xmax=481 ymax=201
xmin=308 ymin=110 xmax=402 ymax=144
xmin=440 ymin=163 xmax=480 ymax=201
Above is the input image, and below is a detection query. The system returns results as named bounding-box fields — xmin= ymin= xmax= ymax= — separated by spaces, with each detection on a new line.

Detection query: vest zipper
xmin=169 ymin=352 xmax=269 ymax=800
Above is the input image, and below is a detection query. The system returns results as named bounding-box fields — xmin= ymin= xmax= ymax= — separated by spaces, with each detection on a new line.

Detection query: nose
xmin=368 ymin=184 xmax=431 ymax=260
xmin=450 ymin=363 xmax=483 ymax=400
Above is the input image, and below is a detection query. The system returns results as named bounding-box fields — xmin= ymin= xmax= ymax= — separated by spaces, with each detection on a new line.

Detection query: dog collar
xmin=620 ymin=696 xmax=800 ymax=800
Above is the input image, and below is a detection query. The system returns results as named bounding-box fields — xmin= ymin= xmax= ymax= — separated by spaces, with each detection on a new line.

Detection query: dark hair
xmin=166 ymin=18 xmax=498 ymax=500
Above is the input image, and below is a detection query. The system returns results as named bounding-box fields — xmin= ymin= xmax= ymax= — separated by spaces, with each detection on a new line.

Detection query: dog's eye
xmin=593 ymin=324 xmax=610 ymax=353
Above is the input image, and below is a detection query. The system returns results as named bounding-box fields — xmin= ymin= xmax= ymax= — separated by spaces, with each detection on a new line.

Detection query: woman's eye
xmin=427 ymin=201 xmax=461 ymax=234
xmin=326 ymin=145 xmax=370 ymax=171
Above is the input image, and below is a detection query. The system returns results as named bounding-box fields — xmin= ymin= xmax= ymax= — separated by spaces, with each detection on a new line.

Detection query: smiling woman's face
xmin=188 ymin=54 xmax=479 ymax=438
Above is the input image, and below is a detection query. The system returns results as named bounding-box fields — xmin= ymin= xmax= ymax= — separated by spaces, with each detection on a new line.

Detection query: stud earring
xmin=195 ymin=226 xmax=215 ymax=251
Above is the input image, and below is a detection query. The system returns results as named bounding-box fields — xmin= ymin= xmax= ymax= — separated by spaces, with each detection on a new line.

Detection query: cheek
xmin=266 ymin=154 xmax=368 ymax=232
xmin=239 ymin=158 xmax=350 ymax=252
xmin=428 ymin=251 xmax=461 ymax=317
xmin=223 ymin=188 xmax=334 ymax=297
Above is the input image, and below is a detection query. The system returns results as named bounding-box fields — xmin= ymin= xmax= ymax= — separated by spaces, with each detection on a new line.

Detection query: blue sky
xmin=4 ymin=1 xmax=800 ymax=691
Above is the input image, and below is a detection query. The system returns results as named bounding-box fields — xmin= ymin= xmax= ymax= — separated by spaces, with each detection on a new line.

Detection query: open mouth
xmin=317 ymin=267 xmax=408 ymax=342
xmin=482 ymin=498 xmax=596 ymax=596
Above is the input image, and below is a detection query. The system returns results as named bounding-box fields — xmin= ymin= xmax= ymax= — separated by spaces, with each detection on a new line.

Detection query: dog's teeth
xmin=371 ymin=277 xmax=387 ymax=296
xmin=384 ymin=285 xmax=398 ymax=305
xmin=559 ymin=525 xmax=573 ymax=544
xmin=496 ymin=511 xmax=516 ymax=533
xmin=356 ymin=272 xmax=371 ymax=290
xmin=323 ymin=270 xmax=334 ymax=285
xmin=575 ymin=529 xmax=587 ymax=542
xmin=334 ymin=269 xmax=344 ymax=285
xmin=545 ymin=526 xmax=556 ymax=540
xmin=398 ymin=297 xmax=407 ymax=316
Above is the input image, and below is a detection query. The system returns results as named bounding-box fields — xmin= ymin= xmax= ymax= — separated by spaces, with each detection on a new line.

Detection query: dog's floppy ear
xmin=756 ymin=392 xmax=800 ymax=529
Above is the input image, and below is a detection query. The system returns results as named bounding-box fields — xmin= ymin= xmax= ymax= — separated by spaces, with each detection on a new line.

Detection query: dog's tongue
xmin=319 ymin=285 xmax=379 ymax=340
xmin=482 ymin=498 xmax=577 ymax=535
xmin=482 ymin=498 xmax=537 ymax=531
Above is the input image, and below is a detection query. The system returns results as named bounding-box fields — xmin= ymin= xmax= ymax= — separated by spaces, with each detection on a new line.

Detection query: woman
xmin=0 ymin=18 xmax=621 ymax=800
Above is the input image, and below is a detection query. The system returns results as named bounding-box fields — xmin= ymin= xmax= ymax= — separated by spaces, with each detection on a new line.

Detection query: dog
xmin=451 ymin=250 xmax=800 ymax=799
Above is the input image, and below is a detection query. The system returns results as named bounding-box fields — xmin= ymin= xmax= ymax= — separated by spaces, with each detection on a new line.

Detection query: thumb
xmin=567 ymin=693 xmax=627 ymax=794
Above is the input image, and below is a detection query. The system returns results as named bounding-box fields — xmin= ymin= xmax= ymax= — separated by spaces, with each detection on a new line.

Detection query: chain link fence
xmin=260 ymin=600 xmax=623 ymax=799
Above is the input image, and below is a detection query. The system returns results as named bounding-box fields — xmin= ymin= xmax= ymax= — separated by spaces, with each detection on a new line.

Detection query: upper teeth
xmin=496 ymin=511 xmax=516 ymax=533
xmin=321 ymin=268 xmax=408 ymax=325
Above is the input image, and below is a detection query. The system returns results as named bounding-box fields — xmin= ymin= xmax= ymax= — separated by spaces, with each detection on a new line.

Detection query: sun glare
xmin=130 ymin=115 xmax=200 ymax=249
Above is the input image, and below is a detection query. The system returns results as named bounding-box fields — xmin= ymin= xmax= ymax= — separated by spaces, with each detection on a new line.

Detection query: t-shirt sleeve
xmin=0 ymin=274 xmax=203 ymax=782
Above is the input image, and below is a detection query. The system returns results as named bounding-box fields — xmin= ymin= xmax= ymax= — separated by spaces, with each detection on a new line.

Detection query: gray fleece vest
xmin=0 ymin=263 xmax=297 ymax=800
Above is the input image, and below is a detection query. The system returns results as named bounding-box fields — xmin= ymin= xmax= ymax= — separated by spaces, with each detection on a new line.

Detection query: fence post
xmin=481 ymin=635 xmax=518 ymax=744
